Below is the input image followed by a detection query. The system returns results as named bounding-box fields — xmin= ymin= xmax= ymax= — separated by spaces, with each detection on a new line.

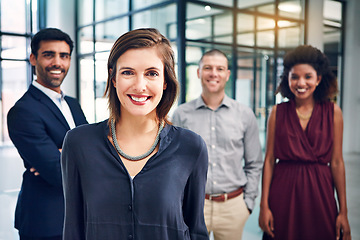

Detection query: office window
xmin=95 ymin=18 xmax=129 ymax=51
xmin=0 ymin=0 xmax=36 ymax=143
xmin=96 ymin=0 xmax=129 ymax=21
xmin=257 ymin=17 xmax=276 ymax=48
xmin=132 ymin=3 xmax=176 ymax=34
xmin=186 ymin=3 xmax=232 ymax=42
xmin=78 ymin=26 xmax=94 ymax=54
xmin=237 ymin=13 xmax=255 ymax=47
xmin=278 ymin=21 xmax=304 ymax=48
xmin=78 ymin=0 xmax=94 ymax=25
xmin=132 ymin=0 xmax=168 ymax=10
xmin=278 ymin=0 xmax=304 ymax=19
xmin=202 ymin=0 xmax=233 ymax=7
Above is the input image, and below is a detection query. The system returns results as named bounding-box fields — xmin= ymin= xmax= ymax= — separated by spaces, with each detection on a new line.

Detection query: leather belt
xmin=205 ymin=187 xmax=243 ymax=202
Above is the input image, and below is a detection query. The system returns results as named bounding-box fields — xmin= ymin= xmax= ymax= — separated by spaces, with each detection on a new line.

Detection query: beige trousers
xmin=204 ymin=193 xmax=250 ymax=240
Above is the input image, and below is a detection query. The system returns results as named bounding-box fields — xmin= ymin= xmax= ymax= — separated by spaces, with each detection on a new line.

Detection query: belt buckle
xmin=209 ymin=193 xmax=228 ymax=201
xmin=208 ymin=193 xmax=222 ymax=200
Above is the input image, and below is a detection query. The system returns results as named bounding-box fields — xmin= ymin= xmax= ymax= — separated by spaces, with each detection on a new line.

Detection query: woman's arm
xmin=331 ymin=104 xmax=351 ymax=240
xmin=259 ymin=105 xmax=277 ymax=238
xmin=182 ymin=136 xmax=209 ymax=240
xmin=61 ymin=132 xmax=85 ymax=240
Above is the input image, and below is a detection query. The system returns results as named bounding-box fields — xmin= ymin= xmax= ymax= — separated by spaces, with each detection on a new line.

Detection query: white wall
xmin=45 ymin=0 xmax=77 ymax=98
xmin=343 ymin=0 xmax=360 ymax=154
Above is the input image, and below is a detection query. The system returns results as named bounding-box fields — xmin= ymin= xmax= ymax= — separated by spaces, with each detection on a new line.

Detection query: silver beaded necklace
xmin=110 ymin=118 xmax=164 ymax=161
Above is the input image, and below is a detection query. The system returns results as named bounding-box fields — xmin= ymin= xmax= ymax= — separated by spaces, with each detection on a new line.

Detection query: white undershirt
xmin=32 ymin=80 xmax=76 ymax=129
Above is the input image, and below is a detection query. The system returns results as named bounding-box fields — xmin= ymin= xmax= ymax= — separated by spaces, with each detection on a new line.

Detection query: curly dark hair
xmin=276 ymin=45 xmax=338 ymax=102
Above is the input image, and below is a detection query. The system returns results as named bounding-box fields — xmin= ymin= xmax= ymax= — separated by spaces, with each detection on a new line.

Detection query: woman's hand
xmin=259 ymin=206 xmax=275 ymax=238
xmin=336 ymin=213 xmax=351 ymax=240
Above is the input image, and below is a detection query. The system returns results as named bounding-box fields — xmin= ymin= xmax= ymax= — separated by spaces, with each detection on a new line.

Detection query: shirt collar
xmin=194 ymin=94 xmax=231 ymax=110
xmin=32 ymin=80 xmax=64 ymax=100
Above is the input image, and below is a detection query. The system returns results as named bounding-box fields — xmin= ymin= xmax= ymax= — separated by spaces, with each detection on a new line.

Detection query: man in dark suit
xmin=7 ymin=28 xmax=88 ymax=240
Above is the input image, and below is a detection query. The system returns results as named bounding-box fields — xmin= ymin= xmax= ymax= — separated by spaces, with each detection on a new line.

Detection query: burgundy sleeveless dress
xmin=265 ymin=100 xmax=338 ymax=240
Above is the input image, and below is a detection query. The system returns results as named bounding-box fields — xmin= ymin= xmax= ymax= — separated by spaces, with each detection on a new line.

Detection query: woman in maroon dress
xmin=259 ymin=45 xmax=351 ymax=240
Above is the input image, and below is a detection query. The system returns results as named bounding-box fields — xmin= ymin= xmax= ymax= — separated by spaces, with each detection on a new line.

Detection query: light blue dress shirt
xmin=172 ymin=95 xmax=263 ymax=211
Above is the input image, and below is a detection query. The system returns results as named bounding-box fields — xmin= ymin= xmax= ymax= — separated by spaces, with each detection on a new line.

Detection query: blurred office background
xmin=0 ymin=0 xmax=359 ymax=239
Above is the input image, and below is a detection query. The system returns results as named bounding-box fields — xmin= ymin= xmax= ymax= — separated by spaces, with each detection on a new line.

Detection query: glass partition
xmin=79 ymin=57 xmax=95 ymax=123
xmin=257 ymin=2 xmax=275 ymax=15
xmin=95 ymin=52 xmax=110 ymax=122
xmin=1 ymin=0 xmax=28 ymax=33
xmin=213 ymin=14 xmax=233 ymax=44
xmin=186 ymin=3 xmax=229 ymax=42
xmin=1 ymin=36 xmax=28 ymax=59
xmin=201 ymin=0 xmax=233 ymax=7
xmin=132 ymin=0 xmax=167 ymax=10
xmin=323 ymin=0 xmax=343 ymax=105
xmin=78 ymin=0 xmax=94 ymax=25
xmin=78 ymin=26 xmax=94 ymax=54
xmin=96 ymin=0 xmax=129 ymax=21
xmin=278 ymin=22 xmax=303 ymax=48
xmin=278 ymin=0 xmax=304 ymax=20
xmin=237 ymin=13 xmax=255 ymax=47
xmin=257 ymin=17 xmax=275 ymax=48
xmin=95 ymin=18 xmax=128 ymax=52
xmin=1 ymin=61 xmax=29 ymax=142
xmin=236 ymin=49 xmax=256 ymax=109
xmin=132 ymin=3 xmax=176 ymax=36
xmin=238 ymin=0 xmax=274 ymax=11
xmin=0 ymin=0 xmax=34 ymax=144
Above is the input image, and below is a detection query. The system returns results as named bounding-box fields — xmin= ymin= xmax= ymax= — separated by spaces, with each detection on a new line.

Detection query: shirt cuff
xmin=244 ymin=196 xmax=255 ymax=213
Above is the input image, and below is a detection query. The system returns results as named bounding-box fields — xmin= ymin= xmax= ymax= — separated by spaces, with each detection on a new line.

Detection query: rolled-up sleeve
xmin=242 ymin=110 xmax=263 ymax=211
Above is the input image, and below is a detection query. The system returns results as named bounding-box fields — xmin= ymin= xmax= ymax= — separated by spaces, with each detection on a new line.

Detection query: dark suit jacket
xmin=7 ymin=84 xmax=88 ymax=237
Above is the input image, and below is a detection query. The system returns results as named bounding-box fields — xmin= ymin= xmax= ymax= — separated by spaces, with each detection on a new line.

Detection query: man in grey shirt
xmin=172 ymin=49 xmax=262 ymax=240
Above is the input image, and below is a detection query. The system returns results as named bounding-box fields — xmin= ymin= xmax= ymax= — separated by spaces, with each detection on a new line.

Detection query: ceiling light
xmin=205 ymin=5 xmax=211 ymax=11
xmin=278 ymin=1 xmax=302 ymax=13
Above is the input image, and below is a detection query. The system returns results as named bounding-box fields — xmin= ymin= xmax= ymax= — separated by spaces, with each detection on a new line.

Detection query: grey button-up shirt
xmin=172 ymin=95 xmax=263 ymax=211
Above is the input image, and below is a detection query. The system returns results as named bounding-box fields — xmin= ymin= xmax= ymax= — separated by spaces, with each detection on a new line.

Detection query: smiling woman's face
xmin=112 ymin=47 xmax=166 ymax=118
xmin=288 ymin=63 xmax=321 ymax=102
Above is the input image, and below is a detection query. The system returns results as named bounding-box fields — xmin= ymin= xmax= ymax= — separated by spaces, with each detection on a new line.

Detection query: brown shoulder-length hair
xmin=276 ymin=45 xmax=338 ymax=102
xmin=104 ymin=28 xmax=179 ymax=124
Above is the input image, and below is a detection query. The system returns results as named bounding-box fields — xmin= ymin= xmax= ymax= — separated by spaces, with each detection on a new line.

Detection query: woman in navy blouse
xmin=61 ymin=28 xmax=209 ymax=240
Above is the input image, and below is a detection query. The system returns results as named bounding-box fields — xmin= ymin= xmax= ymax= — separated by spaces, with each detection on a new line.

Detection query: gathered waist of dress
xmin=276 ymin=159 xmax=330 ymax=166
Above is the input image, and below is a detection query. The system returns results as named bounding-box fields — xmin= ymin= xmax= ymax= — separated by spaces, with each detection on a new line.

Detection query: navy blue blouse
xmin=61 ymin=120 xmax=209 ymax=240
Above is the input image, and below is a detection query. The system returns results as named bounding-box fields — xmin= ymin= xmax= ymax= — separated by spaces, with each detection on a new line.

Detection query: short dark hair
xmin=199 ymin=49 xmax=229 ymax=67
xmin=104 ymin=28 xmax=179 ymax=125
xmin=31 ymin=28 xmax=74 ymax=57
xmin=276 ymin=45 xmax=338 ymax=102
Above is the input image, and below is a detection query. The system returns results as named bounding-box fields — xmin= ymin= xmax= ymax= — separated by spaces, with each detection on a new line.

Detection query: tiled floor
xmin=0 ymin=145 xmax=358 ymax=240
